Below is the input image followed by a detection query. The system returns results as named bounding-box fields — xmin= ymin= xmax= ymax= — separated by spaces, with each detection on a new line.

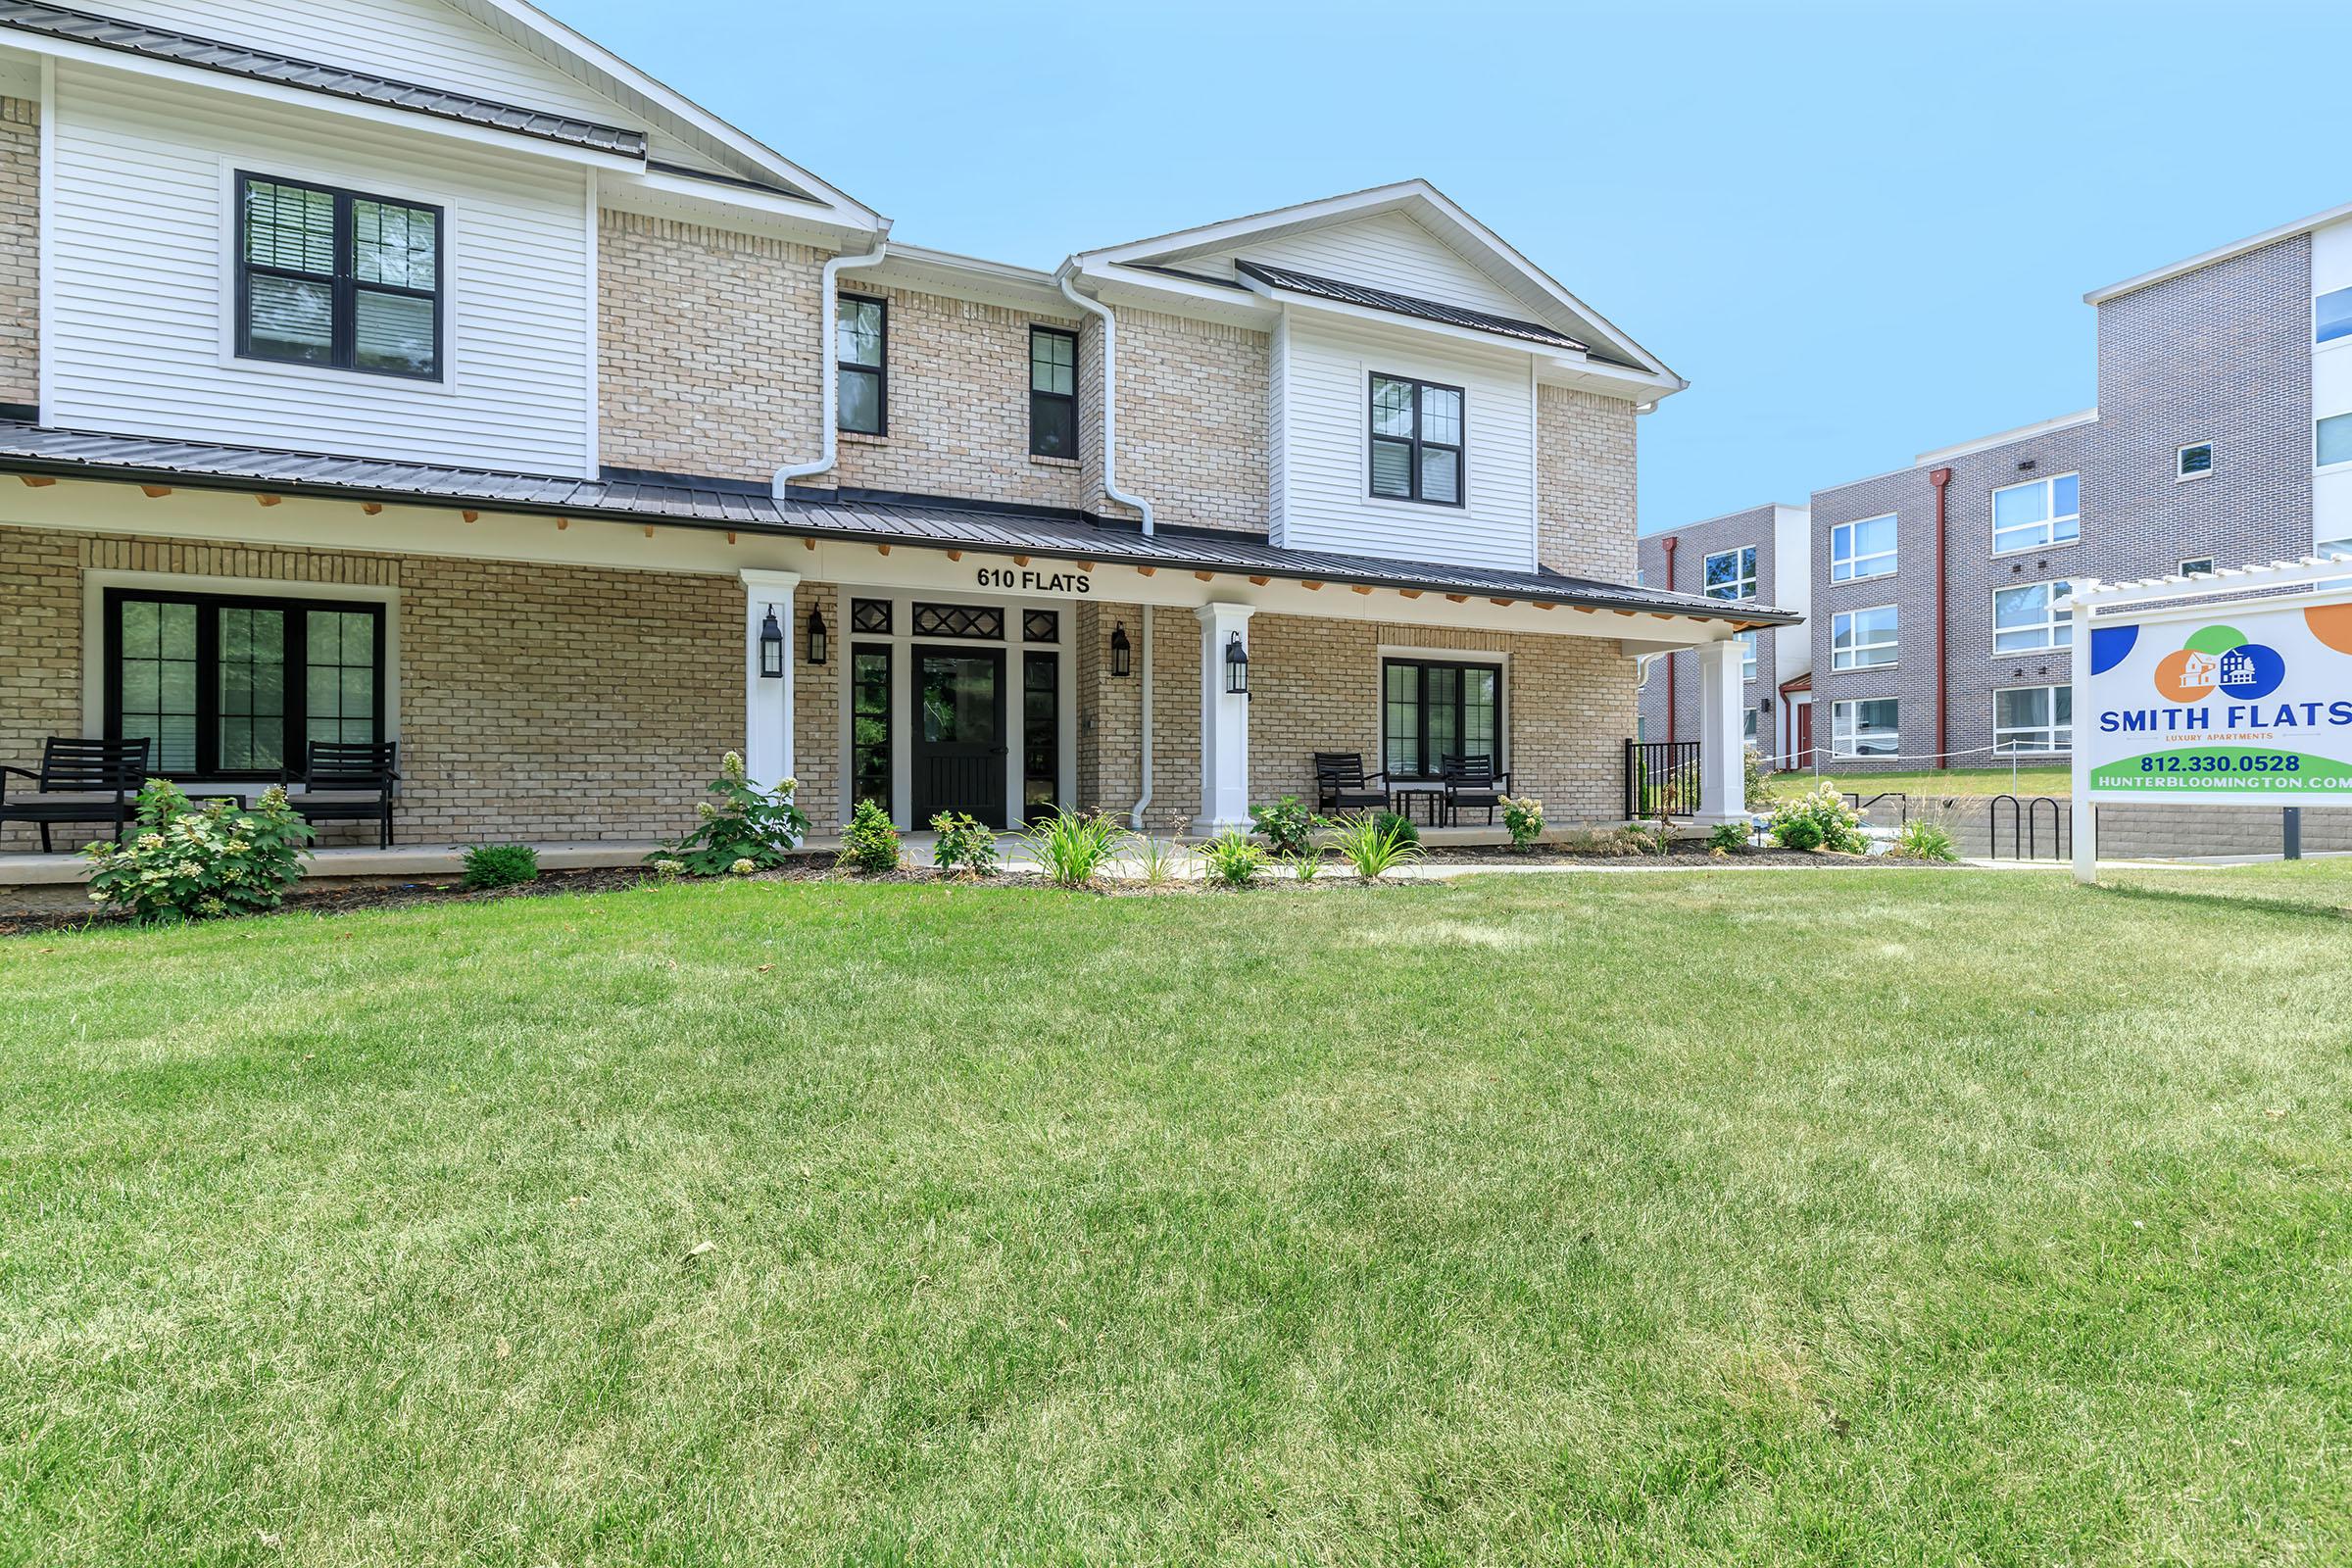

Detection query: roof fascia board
xmin=863 ymin=244 xmax=1080 ymax=318
xmin=1071 ymin=263 xmax=1279 ymax=327
xmin=24 ymin=37 xmax=642 ymax=170
xmin=600 ymin=167 xmax=885 ymax=249
xmin=461 ymin=0 xmax=883 ymax=231
xmin=1071 ymin=183 xmax=1423 ymax=270
xmin=2086 ymin=202 xmax=2352 ymax=303
xmin=1912 ymin=408 xmax=2098 ymax=466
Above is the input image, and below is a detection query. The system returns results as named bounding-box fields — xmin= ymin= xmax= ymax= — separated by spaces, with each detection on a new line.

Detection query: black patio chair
xmin=282 ymin=741 xmax=400 ymax=849
xmin=1312 ymin=752 xmax=1393 ymax=814
xmin=0 ymin=736 xmax=150 ymax=852
xmin=1440 ymin=753 xmax=1511 ymax=828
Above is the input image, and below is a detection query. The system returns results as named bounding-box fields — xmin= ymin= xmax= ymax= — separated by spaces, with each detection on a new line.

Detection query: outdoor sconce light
xmin=1759 ymin=696 xmax=1773 ymax=715
xmin=806 ymin=606 xmax=828 ymax=666
xmin=1109 ymin=621 xmax=1131 ymax=678
xmin=758 ymin=604 xmax=785 ymax=679
xmin=1223 ymin=630 xmax=1250 ymax=696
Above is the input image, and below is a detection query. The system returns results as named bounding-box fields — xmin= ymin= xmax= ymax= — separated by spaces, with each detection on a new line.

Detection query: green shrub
xmin=1199 ymin=827 xmax=1268 ymax=888
xmin=462 ymin=843 xmax=539 ymax=890
xmin=836 ymin=798 xmax=903 ymax=874
xmin=1126 ymin=834 xmax=1190 ymax=889
xmin=1019 ymin=808 xmax=1128 ymax=888
xmin=1768 ymin=784 xmax=1867 ymax=855
xmin=83 ymin=779 xmax=313 ymax=924
xmin=1558 ymin=826 xmax=1660 ymax=858
xmin=929 ymin=812 xmax=1000 ymax=875
xmin=653 ymin=752 xmax=809 ymax=876
xmin=1891 ymin=817 xmax=1960 ymax=862
xmin=1500 ymin=795 xmax=1545 ymax=850
xmin=1332 ymin=810 xmax=1426 ymax=881
xmin=1248 ymin=796 xmax=1322 ymax=858
xmin=1705 ymin=821 xmax=1748 ymax=855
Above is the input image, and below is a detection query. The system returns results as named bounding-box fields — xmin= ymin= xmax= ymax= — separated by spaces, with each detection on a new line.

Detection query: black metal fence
xmin=1625 ymin=739 xmax=1702 ymax=819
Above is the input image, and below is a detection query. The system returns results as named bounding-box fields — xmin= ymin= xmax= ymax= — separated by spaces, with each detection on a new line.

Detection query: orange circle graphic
xmin=2306 ymin=602 xmax=2352 ymax=656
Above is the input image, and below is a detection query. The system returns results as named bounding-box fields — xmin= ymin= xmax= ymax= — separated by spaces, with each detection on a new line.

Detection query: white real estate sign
xmin=2081 ymin=588 xmax=2352 ymax=806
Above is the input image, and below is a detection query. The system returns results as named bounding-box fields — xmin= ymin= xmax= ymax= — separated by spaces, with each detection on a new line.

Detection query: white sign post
xmin=2071 ymin=558 xmax=2352 ymax=884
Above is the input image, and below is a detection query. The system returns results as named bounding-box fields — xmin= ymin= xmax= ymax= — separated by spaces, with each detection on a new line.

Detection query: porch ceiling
xmin=0 ymin=421 xmax=1799 ymax=629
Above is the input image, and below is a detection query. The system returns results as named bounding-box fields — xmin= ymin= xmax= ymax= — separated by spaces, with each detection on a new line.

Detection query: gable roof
xmin=0 ymin=0 xmax=647 ymax=156
xmin=1233 ymin=259 xmax=1592 ymax=354
xmin=1071 ymin=179 xmax=1681 ymax=390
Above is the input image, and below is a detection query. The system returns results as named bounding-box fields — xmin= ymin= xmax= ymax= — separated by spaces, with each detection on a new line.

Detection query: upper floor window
xmin=1991 ymin=472 xmax=2079 ymax=554
xmin=1831 ymin=514 xmax=1896 ymax=581
xmin=1831 ymin=605 xmax=1898 ymax=670
xmin=1369 ymin=374 xmax=1464 ymax=506
xmin=2318 ymin=286 xmax=2352 ymax=345
xmin=1702 ymin=545 xmax=1757 ymax=600
xmin=1029 ymin=326 xmax=1078 ymax=459
xmin=1992 ymin=579 xmax=2074 ymax=653
xmin=2177 ymin=442 xmax=2214 ymax=480
xmin=2318 ymin=413 xmax=2352 ymax=470
xmin=838 ymin=295 xmax=887 ymax=435
xmin=237 ymin=173 xmax=440 ymax=380
xmin=1738 ymin=629 xmax=1758 ymax=681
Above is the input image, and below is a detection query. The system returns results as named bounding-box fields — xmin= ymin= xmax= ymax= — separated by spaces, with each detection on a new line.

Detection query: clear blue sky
xmin=548 ymin=0 xmax=2352 ymax=532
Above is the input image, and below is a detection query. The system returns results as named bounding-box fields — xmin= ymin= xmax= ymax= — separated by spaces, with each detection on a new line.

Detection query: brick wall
xmin=0 ymin=99 xmax=36 ymax=411
xmin=597 ymin=212 xmax=827 ymax=484
xmin=1099 ymin=310 xmax=1271 ymax=534
xmin=1636 ymin=506 xmax=1777 ymax=751
xmin=0 ymin=528 xmax=82 ymax=847
xmin=1539 ymin=387 xmax=1638 ymax=579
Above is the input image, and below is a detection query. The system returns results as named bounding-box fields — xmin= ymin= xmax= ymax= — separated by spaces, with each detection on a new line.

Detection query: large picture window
xmin=105 ymin=589 xmax=385 ymax=777
xmin=1029 ymin=326 xmax=1077 ymax=459
xmin=1702 ymin=546 xmax=1758 ymax=600
xmin=1831 ymin=605 xmax=1898 ymax=670
xmin=1993 ymin=685 xmax=2073 ymax=754
xmin=838 ymin=294 xmax=887 ymax=435
xmin=1369 ymin=374 xmax=1465 ymax=506
xmin=1831 ymin=514 xmax=1896 ymax=581
xmin=236 ymin=173 xmax=441 ymax=379
xmin=1992 ymin=580 xmax=2073 ymax=653
xmin=1991 ymin=472 xmax=2080 ymax=554
xmin=1382 ymin=657 xmax=1500 ymax=780
xmin=1830 ymin=698 xmax=1898 ymax=759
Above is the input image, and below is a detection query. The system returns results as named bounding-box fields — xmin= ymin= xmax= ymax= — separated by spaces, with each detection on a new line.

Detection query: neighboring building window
xmin=2177 ymin=442 xmax=2214 ymax=480
xmin=1831 ymin=514 xmax=1897 ymax=581
xmin=105 ymin=589 xmax=384 ymax=776
xmin=2322 ymin=535 xmax=2352 ymax=560
xmin=1991 ymin=472 xmax=2080 ymax=553
xmin=1831 ymin=605 xmax=1898 ymax=670
xmin=1993 ymin=685 xmax=2073 ymax=754
xmin=2318 ymin=286 xmax=2352 ymax=345
xmin=2318 ymin=413 xmax=2352 ymax=469
xmin=1029 ymin=326 xmax=1077 ymax=459
xmin=1741 ymin=707 xmax=1759 ymax=747
xmin=1738 ymin=629 xmax=1758 ymax=680
xmin=1381 ymin=657 xmax=1500 ymax=779
xmin=1369 ymin=374 xmax=1465 ymax=505
xmin=2180 ymin=557 xmax=2216 ymax=577
xmin=838 ymin=295 xmax=887 ymax=435
xmin=1701 ymin=545 xmax=1758 ymax=600
xmin=1831 ymin=698 xmax=1898 ymax=759
xmin=1992 ymin=579 xmax=2074 ymax=653
xmin=236 ymin=173 xmax=440 ymax=379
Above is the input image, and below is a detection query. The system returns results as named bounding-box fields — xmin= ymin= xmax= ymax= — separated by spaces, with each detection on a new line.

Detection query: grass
xmin=1785 ymin=763 xmax=2074 ymax=799
xmin=4 ymin=861 xmax=2351 ymax=1564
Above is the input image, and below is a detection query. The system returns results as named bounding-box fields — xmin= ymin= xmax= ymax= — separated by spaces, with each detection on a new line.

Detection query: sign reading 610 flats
xmin=2082 ymin=592 xmax=2352 ymax=804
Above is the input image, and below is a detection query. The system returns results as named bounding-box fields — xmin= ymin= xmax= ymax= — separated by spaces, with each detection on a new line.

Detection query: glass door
xmin=911 ymin=647 xmax=1006 ymax=826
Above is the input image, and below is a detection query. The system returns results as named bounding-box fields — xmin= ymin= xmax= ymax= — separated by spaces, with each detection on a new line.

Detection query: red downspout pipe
xmin=1930 ymin=466 xmax=1952 ymax=769
xmin=1661 ymin=536 xmax=1679 ymax=750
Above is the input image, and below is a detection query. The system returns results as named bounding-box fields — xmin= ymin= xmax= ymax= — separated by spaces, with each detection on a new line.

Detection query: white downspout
xmin=1055 ymin=270 xmax=1153 ymax=539
xmin=773 ymin=232 xmax=891 ymax=490
xmin=1130 ymin=612 xmax=1153 ymax=831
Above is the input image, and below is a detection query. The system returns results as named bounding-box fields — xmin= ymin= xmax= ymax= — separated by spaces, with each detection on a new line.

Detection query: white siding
xmin=92 ymin=0 xmax=732 ymax=174
xmin=1267 ymin=312 xmax=1288 ymax=526
xmin=1276 ymin=310 xmax=1536 ymax=571
xmin=49 ymin=64 xmax=594 ymax=474
xmin=1188 ymin=212 xmax=1543 ymax=320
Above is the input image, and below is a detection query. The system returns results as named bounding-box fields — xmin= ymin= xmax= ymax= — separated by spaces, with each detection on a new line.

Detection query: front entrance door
xmin=1793 ymin=697 xmax=1813 ymax=766
xmin=912 ymin=646 xmax=1007 ymax=826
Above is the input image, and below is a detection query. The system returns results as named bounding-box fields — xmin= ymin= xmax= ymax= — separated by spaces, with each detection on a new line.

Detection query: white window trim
xmin=2175 ymin=441 xmax=2214 ymax=483
xmin=2316 ymin=412 xmax=2352 ymax=472
xmin=1831 ymin=604 xmax=1899 ymax=671
xmin=1360 ymin=368 xmax=1471 ymax=514
xmin=1829 ymin=697 xmax=1899 ymax=760
xmin=1700 ymin=545 xmax=1758 ymax=602
xmin=1737 ymin=628 xmax=1758 ymax=681
xmin=1991 ymin=579 xmax=2074 ymax=656
xmin=1990 ymin=472 xmax=2081 ymax=557
xmin=1829 ymin=514 xmax=1897 ymax=582
xmin=1992 ymin=683 xmax=2073 ymax=755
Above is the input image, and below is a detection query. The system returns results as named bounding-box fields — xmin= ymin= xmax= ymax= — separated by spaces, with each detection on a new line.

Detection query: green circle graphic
xmin=2182 ymin=624 xmax=2247 ymax=656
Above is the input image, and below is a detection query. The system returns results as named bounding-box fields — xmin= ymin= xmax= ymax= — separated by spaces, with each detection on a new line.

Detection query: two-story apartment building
xmin=0 ymin=0 xmax=1777 ymax=855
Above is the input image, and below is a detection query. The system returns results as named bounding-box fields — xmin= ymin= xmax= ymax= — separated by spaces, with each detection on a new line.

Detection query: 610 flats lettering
xmin=2083 ymin=597 xmax=2352 ymax=800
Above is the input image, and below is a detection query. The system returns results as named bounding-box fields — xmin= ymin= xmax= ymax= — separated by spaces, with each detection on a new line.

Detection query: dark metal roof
xmin=0 ymin=1 xmax=649 ymax=158
xmin=1235 ymin=259 xmax=1590 ymax=353
xmin=0 ymin=422 xmax=1798 ymax=624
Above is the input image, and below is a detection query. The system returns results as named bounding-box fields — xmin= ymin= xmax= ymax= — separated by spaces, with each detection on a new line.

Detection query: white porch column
xmin=1192 ymin=602 xmax=1256 ymax=835
xmin=739 ymin=568 xmax=803 ymax=792
xmin=1691 ymin=636 xmax=1747 ymax=825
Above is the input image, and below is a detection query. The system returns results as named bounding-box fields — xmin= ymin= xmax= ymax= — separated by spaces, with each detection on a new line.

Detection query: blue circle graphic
xmin=2216 ymin=641 xmax=2284 ymax=700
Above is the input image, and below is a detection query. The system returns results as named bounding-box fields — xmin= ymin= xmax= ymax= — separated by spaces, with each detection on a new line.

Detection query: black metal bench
xmin=1312 ymin=752 xmax=1393 ymax=814
xmin=282 ymin=741 xmax=399 ymax=849
xmin=0 ymin=736 xmax=150 ymax=852
xmin=1441 ymin=753 xmax=1511 ymax=827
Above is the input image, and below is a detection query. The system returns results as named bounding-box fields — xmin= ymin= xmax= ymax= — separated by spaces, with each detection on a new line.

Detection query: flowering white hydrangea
xmin=729 ymin=858 xmax=756 ymax=876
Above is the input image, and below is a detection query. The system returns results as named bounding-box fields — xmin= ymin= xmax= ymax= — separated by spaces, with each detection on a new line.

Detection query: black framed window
xmin=850 ymin=597 xmax=892 ymax=634
xmin=237 ymin=172 xmax=441 ymax=380
xmin=1029 ymin=326 xmax=1078 ymax=459
xmin=1381 ymin=658 xmax=1500 ymax=780
xmin=850 ymin=644 xmax=892 ymax=812
xmin=838 ymin=294 xmax=887 ymax=435
xmin=1023 ymin=651 xmax=1059 ymax=818
xmin=911 ymin=603 xmax=1004 ymax=640
xmin=1369 ymin=374 xmax=1465 ymax=506
xmin=105 ymin=589 xmax=385 ymax=778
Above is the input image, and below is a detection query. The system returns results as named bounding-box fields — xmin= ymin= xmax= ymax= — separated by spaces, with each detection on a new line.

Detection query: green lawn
xmin=5 ymin=862 xmax=2350 ymax=1565
xmin=1786 ymin=763 xmax=2073 ymax=799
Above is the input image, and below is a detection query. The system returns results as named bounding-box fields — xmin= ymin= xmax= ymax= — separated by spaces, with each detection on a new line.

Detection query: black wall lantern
xmin=1109 ymin=621 xmax=1132 ymax=678
xmin=758 ymin=604 xmax=785 ymax=679
xmin=806 ymin=606 xmax=828 ymax=666
xmin=1223 ymin=631 xmax=1250 ymax=696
